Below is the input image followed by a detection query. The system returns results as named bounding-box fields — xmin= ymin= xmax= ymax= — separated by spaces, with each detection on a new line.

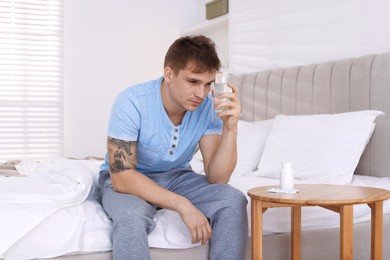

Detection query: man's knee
xmin=227 ymin=184 xmax=247 ymax=202
xmin=113 ymin=211 xmax=156 ymax=235
xmin=214 ymin=184 xmax=248 ymax=209
xmin=101 ymin=191 xmax=156 ymax=234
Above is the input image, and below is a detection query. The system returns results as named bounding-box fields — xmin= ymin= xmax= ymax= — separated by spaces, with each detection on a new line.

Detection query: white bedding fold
xmin=0 ymin=159 xmax=94 ymax=257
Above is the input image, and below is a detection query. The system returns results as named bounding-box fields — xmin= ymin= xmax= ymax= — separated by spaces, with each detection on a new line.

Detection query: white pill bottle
xmin=280 ymin=162 xmax=294 ymax=190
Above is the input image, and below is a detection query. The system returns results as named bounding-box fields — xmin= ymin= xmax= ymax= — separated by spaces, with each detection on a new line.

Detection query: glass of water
xmin=213 ymin=71 xmax=234 ymax=112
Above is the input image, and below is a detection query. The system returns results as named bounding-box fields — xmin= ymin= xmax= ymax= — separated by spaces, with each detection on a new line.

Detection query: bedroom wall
xmin=63 ymin=0 xmax=198 ymax=158
xmin=229 ymin=0 xmax=390 ymax=74
xmin=64 ymin=0 xmax=390 ymax=158
xmin=63 ymin=0 xmax=229 ymax=158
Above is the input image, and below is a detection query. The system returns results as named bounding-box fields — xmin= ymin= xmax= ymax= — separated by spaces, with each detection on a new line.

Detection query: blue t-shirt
xmin=100 ymin=77 xmax=223 ymax=174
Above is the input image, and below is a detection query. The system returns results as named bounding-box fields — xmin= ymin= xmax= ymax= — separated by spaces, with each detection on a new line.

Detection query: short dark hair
xmin=164 ymin=35 xmax=221 ymax=75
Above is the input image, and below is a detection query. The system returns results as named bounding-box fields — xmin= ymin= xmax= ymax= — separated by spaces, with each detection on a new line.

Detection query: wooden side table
xmin=247 ymin=184 xmax=390 ymax=260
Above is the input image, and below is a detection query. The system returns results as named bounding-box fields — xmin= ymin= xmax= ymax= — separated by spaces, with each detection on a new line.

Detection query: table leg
xmin=291 ymin=206 xmax=301 ymax=260
xmin=340 ymin=205 xmax=353 ymax=260
xmin=251 ymin=199 xmax=263 ymax=260
xmin=369 ymin=201 xmax=383 ymax=260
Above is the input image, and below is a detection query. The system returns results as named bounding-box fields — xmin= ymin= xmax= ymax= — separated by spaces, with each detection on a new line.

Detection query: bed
xmin=1 ymin=52 xmax=390 ymax=260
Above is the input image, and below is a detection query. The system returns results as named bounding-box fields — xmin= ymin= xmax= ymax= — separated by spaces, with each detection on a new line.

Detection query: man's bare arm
xmin=107 ymin=137 xmax=137 ymax=173
xmin=106 ymin=136 xmax=212 ymax=244
xmin=201 ymin=83 xmax=240 ymax=184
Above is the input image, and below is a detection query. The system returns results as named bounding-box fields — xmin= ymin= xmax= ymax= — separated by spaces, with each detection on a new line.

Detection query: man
xmin=98 ymin=35 xmax=248 ymax=260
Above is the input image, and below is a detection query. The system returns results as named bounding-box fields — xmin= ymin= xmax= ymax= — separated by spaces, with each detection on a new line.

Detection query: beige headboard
xmin=235 ymin=52 xmax=390 ymax=178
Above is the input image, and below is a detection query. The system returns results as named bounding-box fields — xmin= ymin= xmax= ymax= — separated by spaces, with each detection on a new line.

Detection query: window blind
xmin=0 ymin=0 xmax=63 ymax=162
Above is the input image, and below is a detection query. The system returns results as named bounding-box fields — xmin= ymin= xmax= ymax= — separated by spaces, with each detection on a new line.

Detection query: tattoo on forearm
xmin=107 ymin=137 xmax=137 ymax=173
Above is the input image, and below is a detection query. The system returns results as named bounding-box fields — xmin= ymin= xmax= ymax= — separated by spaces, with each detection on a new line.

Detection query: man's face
xmin=166 ymin=64 xmax=215 ymax=112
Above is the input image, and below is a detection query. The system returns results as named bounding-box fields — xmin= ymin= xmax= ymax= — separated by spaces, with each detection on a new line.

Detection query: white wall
xmin=64 ymin=0 xmax=390 ymax=158
xmin=229 ymin=0 xmax=390 ymax=74
xmin=63 ymin=0 xmax=198 ymax=158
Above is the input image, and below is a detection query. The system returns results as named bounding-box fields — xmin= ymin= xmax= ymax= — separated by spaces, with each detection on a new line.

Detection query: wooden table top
xmin=247 ymin=184 xmax=390 ymax=206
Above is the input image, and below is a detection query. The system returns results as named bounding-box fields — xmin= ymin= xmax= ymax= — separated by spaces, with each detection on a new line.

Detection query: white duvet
xmin=0 ymin=159 xmax=196 ymax=260
xmin=0 ymin=159 xmax=96 ymax=259
xmin=1 ymin=158 xmax=390 ymax=260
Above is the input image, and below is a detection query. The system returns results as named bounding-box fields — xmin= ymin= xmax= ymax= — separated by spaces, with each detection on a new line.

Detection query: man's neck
xmin=161 ymin=79 xmax=186 ymax=126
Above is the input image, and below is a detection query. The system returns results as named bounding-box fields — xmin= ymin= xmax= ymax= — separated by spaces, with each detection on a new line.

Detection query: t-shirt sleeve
xmin=107 ymin=92 xmax=140 ymax=141
xmin=204 ymin=114 xmax=223 ymax=135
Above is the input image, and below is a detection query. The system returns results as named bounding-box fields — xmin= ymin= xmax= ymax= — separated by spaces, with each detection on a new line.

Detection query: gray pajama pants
xmin=98 ymin=168 xmax=248 ymax=260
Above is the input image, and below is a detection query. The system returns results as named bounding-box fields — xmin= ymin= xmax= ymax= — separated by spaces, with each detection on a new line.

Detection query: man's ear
xmin=164 ymin=67 xmax=173 ymax=82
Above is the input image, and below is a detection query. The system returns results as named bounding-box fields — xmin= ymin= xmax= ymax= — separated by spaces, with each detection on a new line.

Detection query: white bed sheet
xmin=2 ymin=159 xmax=390 ymax=260
xmin=0 ymin=159 xmax=97 ymax=260
xmin=0 ymin=159 xmax=198 ymax=260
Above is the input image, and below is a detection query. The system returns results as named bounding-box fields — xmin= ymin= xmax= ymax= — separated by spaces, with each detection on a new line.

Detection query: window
xmin=0 ymin=0 xmax=63 ymax=162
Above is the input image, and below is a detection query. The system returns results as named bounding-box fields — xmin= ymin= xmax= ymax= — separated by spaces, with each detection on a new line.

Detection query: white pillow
xmin=234 ymin=120 xmax=273 ymax=175
xmin=192 ymin=119 xmax=274 ymax=175
xmin=256 ymin=110 xmax=384 ymax=184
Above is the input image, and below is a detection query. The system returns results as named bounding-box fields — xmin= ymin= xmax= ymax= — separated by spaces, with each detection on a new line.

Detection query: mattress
xmin=1 ymin=158 xmax=390 ymax=260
